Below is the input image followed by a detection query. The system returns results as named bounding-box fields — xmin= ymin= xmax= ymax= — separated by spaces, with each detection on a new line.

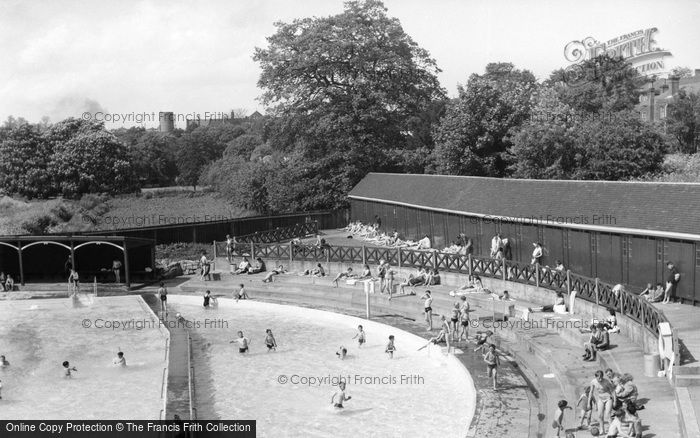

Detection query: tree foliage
xmin=433 ymin=63 xmax=537 ymax=176
xmin=666 ymin=90 xmax=700 ymax=154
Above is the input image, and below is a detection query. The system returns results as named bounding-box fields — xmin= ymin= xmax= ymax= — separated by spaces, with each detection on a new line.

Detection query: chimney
xmin=670 ymin=76 xmax=680 ymax=97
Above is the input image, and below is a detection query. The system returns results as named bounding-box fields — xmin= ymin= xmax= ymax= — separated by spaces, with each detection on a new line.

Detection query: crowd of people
xmin=0 ymin=272 xmax=15 ymax=291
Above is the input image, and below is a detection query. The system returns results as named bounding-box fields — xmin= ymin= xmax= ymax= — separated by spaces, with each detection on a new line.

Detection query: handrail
xmin=187 ymin=333 xmax=196 ymax=420
xmin=246 ymin=242 xmax=669 ymax=339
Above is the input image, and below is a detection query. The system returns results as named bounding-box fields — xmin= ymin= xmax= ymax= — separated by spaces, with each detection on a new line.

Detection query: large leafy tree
xmin=549 ymin=55 xmax=646 ymax=114
xmin=433 ymin=62 xmax=537 ymax=176
xmin=176 ymin=126 xmax=232 ymax=189
xmin=50 ymin=129 xmax=136 ymax=197
xmin=666 ymin=90 xmax=700 ymax=154
xmin=0 ymin=123 xmax=54 ymax=198
xmin=253 ymin=0 xmax=445 ymax=209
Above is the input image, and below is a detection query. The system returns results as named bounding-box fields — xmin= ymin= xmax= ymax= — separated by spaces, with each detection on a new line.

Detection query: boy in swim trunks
xmin=420 ymin=291 xmax=433 ymax=330
xmin=385 ymin=335 xmax=396 ymax=359
xmin=459 ymin=297 xmax=471 ymax=341
xmin=157 ymin=282 xmax=168 ymax=315
xmin=352 ymin=325 xmax=366 ymax=347
xmin=62 ymin=361 xmax=77 ymax=378
xmin=336 ymin=346 xmax=347 ymax=359
xmin=484 ymin=344 xmax=500 ymax=390
xmin=331 ymin=381 xmax=351 ymax=408
xmin=230 ymin=331 xmax=250 ymax=353
xmin=264 ymin=329 xmax=277 ymax=351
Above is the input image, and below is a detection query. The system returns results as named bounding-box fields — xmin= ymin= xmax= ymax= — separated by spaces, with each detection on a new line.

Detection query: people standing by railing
xmin=531 ymin=242 xmax=543 ymax=265
xmin=663 ymin=262 xmax=680 ymax=304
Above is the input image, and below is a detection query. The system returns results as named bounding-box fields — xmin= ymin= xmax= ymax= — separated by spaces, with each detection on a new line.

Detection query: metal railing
xmin=218 ymin=241 xmax=669 ymax=338
xmin=213 ymin=222 xmax=318 ymax=257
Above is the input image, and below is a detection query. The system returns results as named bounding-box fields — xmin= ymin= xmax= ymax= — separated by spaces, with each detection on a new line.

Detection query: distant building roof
xmin=348 ymin=173 xmax=700 ymax=239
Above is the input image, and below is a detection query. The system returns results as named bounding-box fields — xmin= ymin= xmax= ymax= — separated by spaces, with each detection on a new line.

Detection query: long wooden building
xmin=348 ymin=173 xmax=700 ymax=305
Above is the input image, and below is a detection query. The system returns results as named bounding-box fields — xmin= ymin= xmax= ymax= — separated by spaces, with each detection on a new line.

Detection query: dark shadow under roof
xmin=348 ymin=173 xmax=700 ymax=239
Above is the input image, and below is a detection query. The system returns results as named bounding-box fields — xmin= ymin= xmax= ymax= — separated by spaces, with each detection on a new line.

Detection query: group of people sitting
xmin=231 ymin=257 xmax=267 ymax=275
xmin=344 ymin=221 xmax=433 ymax=250
xmin=0 ymin=272 xmax=15 ymax=291
xmin=397 ymin=266 xmax=441 ymax=294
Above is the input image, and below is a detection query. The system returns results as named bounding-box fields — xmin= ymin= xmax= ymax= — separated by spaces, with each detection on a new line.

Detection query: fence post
xmin=468 ymin=254 xmax=473 ymax=277
xmin=397 ymin=247 xmax=403 ymax=269
xmin=566 ymin=269 xmax=571 ymax=295
xmin=595 ymin=278 xmax=600 ymax=306
xmin=213 ymin=241 xmax=217 ymax=259
xmin=251 ymin=241 xmax=255 ymax=259
xmin=502 ymin=259 xmax=507 ymax=282
xmin=362 ymin=245 xmax=366 ymax=266
xmin=432 ymin=251 xmax=438 ymax=270
xmin=289 ymin=241 xmax=293 ymax=266
xmin=535 ymin=263 xmax=540 ymax=288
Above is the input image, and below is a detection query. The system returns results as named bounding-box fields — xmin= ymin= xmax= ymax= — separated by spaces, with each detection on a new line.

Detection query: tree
xmin=666 ymin=90 xmax=700 ymax=154
xmin=128 ymin=131 xmax=179 ymax=187
xmin=549 ymin=55 xmax=645 ymax=114
xmin=253 ymin=0 xmax=445 ymax=209
xmin=572 ymin=111 xmax=665 ymax=180
xmin=433 ymin=63 xmax=537 ymax=176
xmin=671 ymin=66 xmax=693 ymax=79
xmin=507 ymin=87 xmax=579 ymax=178
xmin=176 ymin=126 xmax=231 ymax=189
xmin=50 ymin=130 xmax=136 ymax=197
xmin=0 ymin=124 xmax=54 ymax=198
xmin=223 ymin=134 xmax=263 ymax=160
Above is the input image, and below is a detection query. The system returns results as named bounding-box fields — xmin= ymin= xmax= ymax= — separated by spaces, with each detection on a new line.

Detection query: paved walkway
xmin=142 ymin=293 xmax=193 ymax=420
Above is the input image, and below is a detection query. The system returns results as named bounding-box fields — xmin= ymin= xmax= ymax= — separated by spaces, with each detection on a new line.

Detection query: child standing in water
xmin=331 ymin=381 xmax=352 ymax=408
xmin=157 ymin=282 xmax=168 ymax=316
xmin=385 ymin=335 xmax=396 ymax=359
xmin=336 ymin=346 xmax=347 ymax=359
xmin=264 ymin=329 xmax=277 ymax=351
xmin=352 ymin=325 xmax=366 ymax=347
xmin=230 ymin=331 xmax=250 ymax=353
xmin=235 ymin=284 xmax=249 ymax=302
xmin=62 ymin=361 xmax=78 ymax=378
xmin=483 ymin=344 xmax=500 ymax=390
xmin=576 ymin=387 xmax=593 ymax=430
xmin=113 ymin=351 xmax=127 ymax=367
xmin=553 ymin=399 xmax=572 ymax=437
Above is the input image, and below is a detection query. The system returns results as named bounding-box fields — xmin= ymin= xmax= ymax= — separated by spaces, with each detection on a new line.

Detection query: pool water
xmin=170 ymin=295 xmax=475 ymax=438
xmin=0 ymin=296 xmax=167 ymax=419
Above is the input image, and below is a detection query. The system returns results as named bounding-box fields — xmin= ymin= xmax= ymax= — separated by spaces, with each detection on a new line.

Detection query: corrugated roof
xmin=348 ymin=173 xmax=700 ymax=238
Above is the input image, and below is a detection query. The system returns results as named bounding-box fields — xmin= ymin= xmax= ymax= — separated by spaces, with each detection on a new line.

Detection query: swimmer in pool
xmin=113 ymin=351 xmax=126 ymax=367
xmin=62 ymin=361 xmax=77 ymax=378
xmin=230 ymin=331 xmax=250 ymax=353
xmin=264 ymin=329 xmax=277 ymax=351
xmin=336 ymin=346 xmax=347 ymax=359
xmin=352 ymin=325 xmax=366 ymax=347
xmin=0 ymin=355 xmax=9 ymax=368
xmin=331 ymin=381 xmax=351 ymax=408
xmin=385 ymin=335 xmax=396 ymax=359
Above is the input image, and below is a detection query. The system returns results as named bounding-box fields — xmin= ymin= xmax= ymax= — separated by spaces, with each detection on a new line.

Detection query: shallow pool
xmin=0 ymin=296 xmax=167 ymax=419
xmin=170 ymin=295 xmax=475 ymax=438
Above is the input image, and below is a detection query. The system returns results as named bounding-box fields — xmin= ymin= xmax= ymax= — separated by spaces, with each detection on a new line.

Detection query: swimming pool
xmin=169 ymin=295 xmax=475 ymax=438
xmin=0 ymin=296 xmax=167 ymax=419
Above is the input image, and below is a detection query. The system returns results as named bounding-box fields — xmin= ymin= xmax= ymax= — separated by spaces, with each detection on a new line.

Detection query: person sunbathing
xmin=399 ymin=268 xmax=426 ymax=294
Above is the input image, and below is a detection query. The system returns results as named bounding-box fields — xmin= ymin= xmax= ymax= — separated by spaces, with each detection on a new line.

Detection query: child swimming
xmin=230 ymin=331 xmax=250 ymax=353
xmin=352 ymin=325 xmax=366 ymax=347
xmin=0 ymin=355 xmax=9 ymax=368
xmin=62 ymin=361 xmax=78 ymax=378
xmin=385 ymin=335 xmax=396 ymax=359
xmin=336 ymin=346 xmax=347 ymax=360
xmin=331 ymin=381 xmax=352 ymax=408
xmin=264 ymin=329 xmax=277 ymax=351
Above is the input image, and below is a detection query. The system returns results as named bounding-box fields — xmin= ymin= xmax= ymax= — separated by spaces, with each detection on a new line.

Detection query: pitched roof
xmin=348 ymin=173 xmax=700 ymax=239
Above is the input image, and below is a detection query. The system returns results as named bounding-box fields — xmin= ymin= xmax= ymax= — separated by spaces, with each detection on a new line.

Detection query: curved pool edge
xmin=167 ymin=294 xmax=476 ymax=437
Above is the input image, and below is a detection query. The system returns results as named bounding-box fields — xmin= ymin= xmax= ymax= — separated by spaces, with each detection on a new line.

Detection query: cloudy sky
xmin=1 ymin=0 xmax=699 ymax=128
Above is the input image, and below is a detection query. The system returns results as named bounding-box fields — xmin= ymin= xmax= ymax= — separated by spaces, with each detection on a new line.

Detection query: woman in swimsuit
xmin=450 ymin=303 xmax=460 ymax=342
xmin=264 ymin=329 xmax=277 ymax=351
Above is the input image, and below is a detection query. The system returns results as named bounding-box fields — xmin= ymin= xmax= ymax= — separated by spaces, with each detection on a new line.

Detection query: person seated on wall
xmin=233 ymin=257 xmax=251 ymax=275
xmin=449 ymin=275 xmax=483 ymax=296
xmin=583 ymin=323 xmax=610 ymax=361
xmin=602 ymin=309 xmax=620 ymax=334
xmin=0 ymin=271 xmax=6 ymax=291
xmin=412 ymin=235 xmax=431 ymax=250
xmin=248 ymin=257 xmax=266 ymax=275
xmin=612 ymin=283 xmax=625 ymax=300
xmin=554 ymin=260 xmax=565 ymax=271
xmin=332 ymin=267 xmax=356 ymax=287
xmin=614 ymin=373 xmax=639 ymax=408
xmin=355 ymin=264 xmax=372 ymax=280
xmin=425 ymin=268 xmax=440 ymax=286
xmin=262 ymin=265 xmax=286 ymax=283
xmin=494 ymin=247 xmax=505 ymax=261
xmin=6 ymin=274 xmax=15 ymax=291
xmin=491 ymin=290 xmax=514 ymax=301
xmin=639 ymin=283 xmax=664 ymax=303
xmin=529 ymin=292 xmax=567 ymax=314
xmin=399 ymin=267 xmax=426 ymax=294
xmin=301 ymin=263 xmax=325 ymax=277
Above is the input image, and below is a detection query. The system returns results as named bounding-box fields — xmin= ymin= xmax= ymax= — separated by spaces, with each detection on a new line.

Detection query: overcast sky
xmin=1 ymin=0 xmax=699 ymax=129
